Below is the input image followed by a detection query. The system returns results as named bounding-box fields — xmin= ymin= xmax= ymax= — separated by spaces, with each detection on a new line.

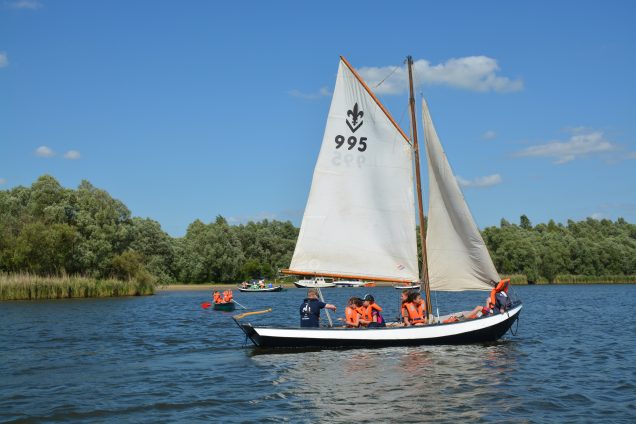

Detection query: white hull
xmin=236 ymin=303 xmax=522 ymax=349
xmin=334 ymin=280 xmax=365 ymax=287
xmin=294 ymin=281 xmax=336 ymax=288
xmin=394 ymin=284 xmax=420 ymax=289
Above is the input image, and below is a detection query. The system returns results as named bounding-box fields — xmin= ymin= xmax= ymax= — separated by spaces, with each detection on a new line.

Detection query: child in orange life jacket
xmin=399 ymin=289 xmax=412 ymax=323
xmin=222 ymin=289 xmax=233 ymax=303
xmin=360 ymin=294 xmax=386 ymax=327
xmin=213 ymin=290 xmax=222 ymax=304
xmin=403 ymin=292 xmax=427 ymax=326
xmin=338 ymin=297 xmax=363 ymax=328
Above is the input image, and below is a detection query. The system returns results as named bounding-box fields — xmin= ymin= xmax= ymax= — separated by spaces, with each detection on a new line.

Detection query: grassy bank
xmin=505 ymin=274 xmax=636 ymax=285
xmin=0 ymin=273 xmax=155 ymax=301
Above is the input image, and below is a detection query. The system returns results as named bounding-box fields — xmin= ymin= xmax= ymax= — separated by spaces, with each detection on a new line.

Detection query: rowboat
xmin=213 ymin=302 xmax=236 ymax=312
xmin=237 ymin=285 xmax=283 ymax=292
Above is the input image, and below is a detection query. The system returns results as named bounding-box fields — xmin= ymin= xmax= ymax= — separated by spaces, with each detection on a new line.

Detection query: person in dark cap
xmin=360 ymin=293 xmax=385 ymax=327
xmin=299 ymin=289 xmax=337 ymax=327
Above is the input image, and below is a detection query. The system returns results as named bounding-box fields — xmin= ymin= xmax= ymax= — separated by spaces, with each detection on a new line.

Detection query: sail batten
xmin=289 ymin=59 xmax=419 ymax=283
xmin=422 ymin=99 xmax=500 ymax=291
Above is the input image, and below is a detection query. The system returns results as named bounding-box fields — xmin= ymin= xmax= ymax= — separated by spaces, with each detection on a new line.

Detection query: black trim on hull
xmin=237 ymin=307 xmax=521 ymax=349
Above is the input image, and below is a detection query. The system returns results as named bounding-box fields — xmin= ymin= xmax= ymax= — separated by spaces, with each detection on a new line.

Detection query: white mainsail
xmin=422 ymin=98 xmax=500 ymax=291
xmin=288 ymin=58 xmax=418 ymax=283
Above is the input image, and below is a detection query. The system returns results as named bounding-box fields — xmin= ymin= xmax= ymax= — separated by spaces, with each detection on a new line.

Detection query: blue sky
xmin=1 ymin=1 xmax=635 ymax=236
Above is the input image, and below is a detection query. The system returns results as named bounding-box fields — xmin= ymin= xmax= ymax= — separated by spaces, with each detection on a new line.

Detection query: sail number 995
xmin=335 ymin=135 xmax=367 ymax=152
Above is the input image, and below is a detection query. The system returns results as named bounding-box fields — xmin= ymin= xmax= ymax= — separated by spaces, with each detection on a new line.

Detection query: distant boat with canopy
xmin=235 ymin=56 xmax=522 ymax=348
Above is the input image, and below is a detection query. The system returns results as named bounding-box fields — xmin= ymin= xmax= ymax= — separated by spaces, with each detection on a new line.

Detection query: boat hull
xmin=293 ymin=282 xmax=336 ymax=288
xmin=213 ymin=302 xmax=236 ymax=312
xmin=334 ymin=280 xmax=365 ymax=288
xmin=236 ymin=302 xmax=521 ymax=349
xmin=237 ymin=286 xmax=283 ymax=292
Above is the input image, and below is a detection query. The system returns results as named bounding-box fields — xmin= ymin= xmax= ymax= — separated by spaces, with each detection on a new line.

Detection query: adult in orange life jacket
xmin=403 ymin=292 xmax=427 ymax=326
xmin=360 ymin=294 xmax=386 ymax=327
xmin=222 ymin=289 xmax=233 ymax=303
xmin=339 ymin=297 xmax=363 ymax=328
xmin=213 ymin=290 xmax=222 ymax=304
xmin=488 ymin=278 xmax=512 ymax=314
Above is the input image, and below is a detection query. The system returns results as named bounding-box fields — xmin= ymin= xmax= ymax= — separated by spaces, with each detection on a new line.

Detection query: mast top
xmin=339 ymin=55 xmax=411 ymax=145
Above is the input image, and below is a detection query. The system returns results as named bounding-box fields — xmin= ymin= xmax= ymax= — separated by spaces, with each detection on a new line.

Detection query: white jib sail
xmin=289 ymin=59 xmax=418 ymax=282
xmin=422 ymin=98 xmax=500 ymax=291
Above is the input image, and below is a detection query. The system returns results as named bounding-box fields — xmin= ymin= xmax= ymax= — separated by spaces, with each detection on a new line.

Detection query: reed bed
xmin=0 ymin=273 xmax=155 ymax=301
xmin=504 ymin=274 xmax=636 ymax=285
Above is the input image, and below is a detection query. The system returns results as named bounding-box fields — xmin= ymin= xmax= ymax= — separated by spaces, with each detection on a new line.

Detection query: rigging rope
xmin=373 ymin=60 xmax=405 ymax=90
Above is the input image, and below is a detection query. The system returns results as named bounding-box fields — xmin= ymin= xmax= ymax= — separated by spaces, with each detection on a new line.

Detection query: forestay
xmin=288 ymin=59 xmax=418 ymax=283
xmin=422 ymin=99 xmax=500 ymax=291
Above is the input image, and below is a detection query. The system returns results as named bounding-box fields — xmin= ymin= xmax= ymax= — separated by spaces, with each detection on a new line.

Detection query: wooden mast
xmin=407 ymin=55 xmax=433 ymax=319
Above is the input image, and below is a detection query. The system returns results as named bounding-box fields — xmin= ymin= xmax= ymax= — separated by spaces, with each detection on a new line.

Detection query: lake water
xmin=1 ymin=285 xmax=635 ymax=423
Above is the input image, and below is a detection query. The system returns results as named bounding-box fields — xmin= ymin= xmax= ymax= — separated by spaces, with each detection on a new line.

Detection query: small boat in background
xmin=237 ymin=285 xmax=283 ymax=292
xmin=213 ymin=302 xmax=236 ymax=312
xmin=334 ymin=280 xmax=366 ymax=288
xmin=394 ymin=283 xmax=420 ymax=290
xmin=294 ymin=277 xmax=336 ymax=288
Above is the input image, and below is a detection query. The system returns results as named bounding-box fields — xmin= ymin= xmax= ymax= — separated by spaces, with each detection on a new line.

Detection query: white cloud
xmin=589 ymin=213 xmax=604 ymax=219
xmin=456 ymin=173 xmax=502 ymax=188
xmin=35 ymin=145 xmax=55 ymax=157
xmin=358 ymin=56 xmax=523 ymax=95
xmin=288 ymin=86 xmax=332 ymax=100
xmin=0 ymin=52 xmax=7 ymax=68
xmin=482 ymin=130 xmax=497 ymax=140
xmin=6 ymin=0 xmax=42 ymax=9
xmin=63 ymin=150 xmax=81 ymax=160
xmin=0 ymin=178 xmax=7 ymax=185
xmin=514 ymin=129 xmax=615 ymax=164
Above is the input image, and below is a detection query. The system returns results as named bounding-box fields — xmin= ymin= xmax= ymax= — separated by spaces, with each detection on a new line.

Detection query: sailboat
xmin=234 ymin=56 xmax=522 ymax=348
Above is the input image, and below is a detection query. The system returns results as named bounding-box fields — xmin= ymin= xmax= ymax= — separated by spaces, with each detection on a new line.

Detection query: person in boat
xmin=360 ymin=294 xmax=386 ymax=328
xmin=489 ymin=278 xmax=512 ymax=314
xmin=403 ymin=292 xmax=427 ymax=326
xmin=222 ymin=289 xmax=233 ymax=303
xmin=465 ymin=297 xmax=492 ymax=319
xmin=259 ymin=280 xmax=265 ymax=289
xmin=241 ymin=281 xmax=248 ymax=289
xmin=399 ymin=289 xmax=412 ymax=323
xmin=213 ymin=290 xmax=222 ymax=304
xmin=339 ymin=297 xmax=363 ymax=328
xmin=299 ymin=289 xmax=337 ymax=328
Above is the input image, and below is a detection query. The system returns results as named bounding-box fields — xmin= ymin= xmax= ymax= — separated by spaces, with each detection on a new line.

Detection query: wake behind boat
xmin=234 ymin=56 xmax=522 ymax=349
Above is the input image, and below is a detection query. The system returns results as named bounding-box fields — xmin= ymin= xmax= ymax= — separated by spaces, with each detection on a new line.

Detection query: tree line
xmin=1 ymin=175 xmax=635 ymax=283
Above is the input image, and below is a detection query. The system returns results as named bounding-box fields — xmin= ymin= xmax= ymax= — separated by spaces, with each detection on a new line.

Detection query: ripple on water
xmin=2 ymin=285 xmax=636 ymax=423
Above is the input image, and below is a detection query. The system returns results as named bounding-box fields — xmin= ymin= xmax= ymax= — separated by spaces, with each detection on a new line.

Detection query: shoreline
xmin=157 ymin=280 xmax=636 ymax=292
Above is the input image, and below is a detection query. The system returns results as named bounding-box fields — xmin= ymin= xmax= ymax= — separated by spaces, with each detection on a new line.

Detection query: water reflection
xmin=251 ymin=342 xmax=521 ymax=423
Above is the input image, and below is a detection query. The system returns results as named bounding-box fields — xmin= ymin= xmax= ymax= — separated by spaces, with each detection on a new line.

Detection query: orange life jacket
xmin=489 ymin=278 xmax=510 ymax=309
xmin=213 ymin=293 xmax=222 ymax=304
xmin=345 ymin=306 xmax=360 ymax=326
xmin=404 ymin=301 xmax=425 ymax=323
xmin=360 ymin=303 xmax=382 ymax=322
xmin=223 ymin=290 xmax=233 ymax=303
